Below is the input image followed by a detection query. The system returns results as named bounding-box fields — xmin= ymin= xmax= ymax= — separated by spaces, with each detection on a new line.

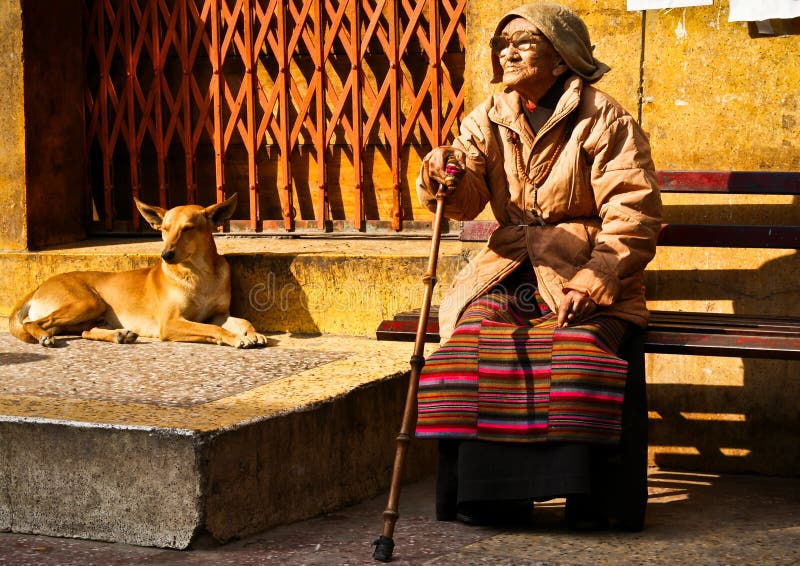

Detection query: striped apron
xmin=416 ymin=284 xmax=629 ymax=445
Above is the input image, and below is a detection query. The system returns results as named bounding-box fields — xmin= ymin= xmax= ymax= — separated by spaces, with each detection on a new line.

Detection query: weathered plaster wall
xmin=642 ymin=5 xmax=799 ymax=171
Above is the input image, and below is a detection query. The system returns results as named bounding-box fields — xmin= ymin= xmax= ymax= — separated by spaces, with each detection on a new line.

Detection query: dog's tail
xmin=8 ymin=292 xmax=37 ymax=344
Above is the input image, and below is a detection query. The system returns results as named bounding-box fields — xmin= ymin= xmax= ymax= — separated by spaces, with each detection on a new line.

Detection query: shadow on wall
xmin=228 ymin=254 xmax=322 ymax=337
xmin=226 ymin=252 xmax=469 ymax=338
xmin=643 ymin=196 xmax=800 ymax=476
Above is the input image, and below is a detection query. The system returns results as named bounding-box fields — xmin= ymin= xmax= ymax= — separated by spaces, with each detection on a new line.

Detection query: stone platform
xmin=0 ymin=330 xmax=436 ymax=549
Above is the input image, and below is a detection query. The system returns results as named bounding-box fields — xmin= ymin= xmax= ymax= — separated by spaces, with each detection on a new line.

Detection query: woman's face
xmin=495 ymin=17 xmax=566 ymax=97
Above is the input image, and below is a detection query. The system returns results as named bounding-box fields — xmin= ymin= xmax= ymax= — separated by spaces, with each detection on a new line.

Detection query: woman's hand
xmin=558 ymin=289 xmax=597 ymax=327
xmin=426 ymin=146 xmax=467 ymax=191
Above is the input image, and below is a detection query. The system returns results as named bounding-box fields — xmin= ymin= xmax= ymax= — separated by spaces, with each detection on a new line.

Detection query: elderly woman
xmin=415 ymin=2 xmax=662 ymax=529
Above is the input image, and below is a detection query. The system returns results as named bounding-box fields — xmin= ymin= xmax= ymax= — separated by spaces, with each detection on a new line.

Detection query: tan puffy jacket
xmin=417 ymin=76 xmax=663 ymax=342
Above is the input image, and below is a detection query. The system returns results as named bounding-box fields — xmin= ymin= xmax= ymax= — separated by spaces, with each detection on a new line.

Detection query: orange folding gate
xmin=83 ymin=0 xmax=466 ymax=234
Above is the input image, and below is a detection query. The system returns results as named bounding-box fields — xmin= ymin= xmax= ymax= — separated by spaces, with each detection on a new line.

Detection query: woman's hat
xmin=490 ymin=1 xmax=610 ymax=84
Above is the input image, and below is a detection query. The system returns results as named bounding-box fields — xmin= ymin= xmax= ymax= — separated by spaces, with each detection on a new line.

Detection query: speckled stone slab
xmin=0 ymin=334 xmax=350 ymax=407
xmin=0 ymin=331 xmax=427 ymax=431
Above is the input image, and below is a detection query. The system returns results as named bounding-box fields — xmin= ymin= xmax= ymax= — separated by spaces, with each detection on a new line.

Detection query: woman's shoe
xmin=456 ymin=500 xmax=534 ymax=526
xmin=565 ymin=494 xmax=609 ymax=531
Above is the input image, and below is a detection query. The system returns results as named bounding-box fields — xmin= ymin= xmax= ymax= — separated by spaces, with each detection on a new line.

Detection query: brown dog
xmin=9 ymin=194 xmax=267 ymax=348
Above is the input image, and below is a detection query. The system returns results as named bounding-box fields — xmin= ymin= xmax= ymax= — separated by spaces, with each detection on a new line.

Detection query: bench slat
xmin=649 ymin=312 xmax=800 ymax=336
xmin=657 ymin=170 xmax=800 ymax=194
xmin=376 ymin=310 xmax=800 ymax=358
xmin=644 ymin=331 xmax=800 ymax=360
xmin=386 ymin=309 xmax=800 ymax=333
xmin=657 ymin=224 xmax=800 ymax=248
xmin=459 ymin=170 xmax=800 ymax=244
xmin=461 ymin=222 xmax=800 ymax=248
xmin=375 ymin=319 xmax=440 ymax=343
xmin=650 ymin=311 xmax=800 ymax=326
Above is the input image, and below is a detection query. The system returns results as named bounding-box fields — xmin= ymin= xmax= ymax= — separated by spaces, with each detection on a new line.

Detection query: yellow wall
xmin=643 ymin=5 xmax=799 ymax=170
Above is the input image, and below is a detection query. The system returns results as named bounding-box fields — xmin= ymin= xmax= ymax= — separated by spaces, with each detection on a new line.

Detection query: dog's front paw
xmin=38 ymin=335 xmax=57 ymax=347
xmin=230 ymin=334 xmax=268 ymax=349
xmin=114 ymin=329 xmax=139 ymax=344
xmin=247 ymin=331 xmax=269 ymax=346
xmin=235 ymin=336 xmax=256 ymax=349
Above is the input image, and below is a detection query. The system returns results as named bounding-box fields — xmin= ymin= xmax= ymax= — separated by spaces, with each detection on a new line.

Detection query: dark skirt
xmin=456 ymin=441 xmax=592 ymax=503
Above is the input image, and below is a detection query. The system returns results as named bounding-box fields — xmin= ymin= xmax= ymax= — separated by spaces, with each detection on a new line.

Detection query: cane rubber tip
xmin=372 ymin=535 xmax=395 ymax=562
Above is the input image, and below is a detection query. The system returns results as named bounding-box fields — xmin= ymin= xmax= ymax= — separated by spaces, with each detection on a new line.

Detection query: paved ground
xmin=1 ymin=468 xmax=797 ymax=565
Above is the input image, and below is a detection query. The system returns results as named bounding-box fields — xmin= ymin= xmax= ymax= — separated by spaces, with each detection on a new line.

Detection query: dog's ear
xmin=134 ymin=198 xmax=167 ymax=231
xmin=205 ymin=194 xmax=238 ymax=227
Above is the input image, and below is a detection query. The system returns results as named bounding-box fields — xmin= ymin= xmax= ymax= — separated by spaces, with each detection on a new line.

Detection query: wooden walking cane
xmin=372 ymin=157 xmax=462 ymax=563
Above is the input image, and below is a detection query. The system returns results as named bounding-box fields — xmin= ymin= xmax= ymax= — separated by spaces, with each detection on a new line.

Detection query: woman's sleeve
xmin=416 ymin=109 xmax=494 ymax=221
xmin=564 ymin=114 xmax=663 ymax=306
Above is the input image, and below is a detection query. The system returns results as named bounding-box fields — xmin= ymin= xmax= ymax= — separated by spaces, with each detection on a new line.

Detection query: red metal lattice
xmin=83 ymin=0 xmax=465 ymax=233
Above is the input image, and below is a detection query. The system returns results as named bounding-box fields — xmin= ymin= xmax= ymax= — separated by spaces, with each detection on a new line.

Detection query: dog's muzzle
xmin=161 ymin=249 xmax=177 ymax=264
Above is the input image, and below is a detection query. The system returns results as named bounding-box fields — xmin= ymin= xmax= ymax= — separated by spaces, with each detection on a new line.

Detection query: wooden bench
xmin=377 ymin=171 xmax=800 ymax=360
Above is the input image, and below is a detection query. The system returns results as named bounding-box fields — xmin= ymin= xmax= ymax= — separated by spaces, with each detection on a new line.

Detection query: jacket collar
xmin=488 ymin=75 xmax=583 ymax=145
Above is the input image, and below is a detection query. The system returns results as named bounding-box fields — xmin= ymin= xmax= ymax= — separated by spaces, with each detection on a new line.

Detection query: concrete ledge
xmin=0 ymin=333 xmax=436 ymax=548
xmin=0 ymin=237 xmax=470 ymax=337
xmin=0 ymin=421 xmax=201 ymax=548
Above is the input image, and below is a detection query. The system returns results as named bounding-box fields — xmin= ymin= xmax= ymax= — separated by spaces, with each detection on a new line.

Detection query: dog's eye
xmin=182 ymin=225 xmax=195 ymax=232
